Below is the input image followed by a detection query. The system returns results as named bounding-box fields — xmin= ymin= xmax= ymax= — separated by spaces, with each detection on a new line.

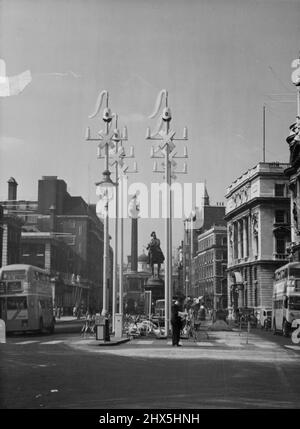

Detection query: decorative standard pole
xmin=118 ymin=158 xmax=137 ymax=324
xmin=189 ymin=209 xmax=196 ymax=298
xmin=146 ymin=89 xmax=188 ymax=335
xmin=85 ymin=90 xmax=116 ymax=315
xmin=106 ymin=115 xmax=137 ymax=332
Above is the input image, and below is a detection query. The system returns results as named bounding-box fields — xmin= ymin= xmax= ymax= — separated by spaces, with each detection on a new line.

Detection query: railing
xmin=273 ymin=253 xmax=289 ymax=260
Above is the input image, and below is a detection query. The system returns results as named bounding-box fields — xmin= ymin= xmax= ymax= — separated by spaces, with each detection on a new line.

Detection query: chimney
xmin=49 ymin=204 xmax=56 ymax=232
xmin=7 ymin=177 xmax=18 ymax=200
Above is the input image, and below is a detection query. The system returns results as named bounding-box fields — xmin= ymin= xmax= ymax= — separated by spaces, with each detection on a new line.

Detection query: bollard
xmin=0 ymin=319 xmax=6 ymax=343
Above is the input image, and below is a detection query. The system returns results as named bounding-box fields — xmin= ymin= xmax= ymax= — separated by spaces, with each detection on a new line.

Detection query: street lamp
xmin=86 ymin=89 xmax=116 ymax=315
xmin=118 ymin=160 xmax=137 ymax=326
xmin=146 ymin=89 xmax=188 ymax=335
xmin=107 ymin=115 xmax=136 ymax=332
xmin=96 ymin=112 xmax=137 ymax=333
xmin=96 ymin=170 xmax=116 ymax=315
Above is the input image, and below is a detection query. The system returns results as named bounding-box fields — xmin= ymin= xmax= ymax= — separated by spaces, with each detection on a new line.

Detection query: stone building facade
xmin=284 ymin=121 xmax=300 ymax=260
xmin=194 ymin=226 xmax=227 ymax=312
xmin=225 ymin=162 xmax=291 ymax=319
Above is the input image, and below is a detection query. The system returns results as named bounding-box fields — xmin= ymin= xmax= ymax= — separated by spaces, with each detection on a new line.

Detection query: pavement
xmin=66 ymin=324 xmax=300 ymax=363
xmin=48 ymin=317 xmax=300 ymax=362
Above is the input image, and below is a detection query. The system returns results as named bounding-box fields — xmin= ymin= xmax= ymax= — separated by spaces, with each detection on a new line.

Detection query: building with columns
xmin=284 ymin=121 xmax=300 ymax=260
xmin=225 ymin=162 xmax=291 ymax=318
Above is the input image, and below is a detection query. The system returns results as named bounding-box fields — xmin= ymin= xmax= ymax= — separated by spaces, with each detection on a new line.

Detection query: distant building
xmin=183 ymin=185 xmax=226 ymax=298
xmin=0 ymin=179 xmax=22 ymax=267
xmin=194 ymin=226 xmax=227 ymax=312
xmin=225 ymin=162 xmax=290 ymax=318
xmin=0 ymin=204 xmax=22 ymax=268
xmin=1 ymin=176 xmax=112 ymax=314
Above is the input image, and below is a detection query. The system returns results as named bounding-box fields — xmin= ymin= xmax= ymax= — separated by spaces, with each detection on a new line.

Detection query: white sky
xmin=0 ymin=0 xmax=299 ymax=258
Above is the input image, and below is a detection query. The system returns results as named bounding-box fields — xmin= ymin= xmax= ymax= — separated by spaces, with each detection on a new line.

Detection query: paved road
xmin=1 ymin=327 xmax=300 ymax=409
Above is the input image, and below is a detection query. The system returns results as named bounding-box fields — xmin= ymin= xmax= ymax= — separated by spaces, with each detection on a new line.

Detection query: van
xmin=259 ymin=308 xmax=272 ymax=330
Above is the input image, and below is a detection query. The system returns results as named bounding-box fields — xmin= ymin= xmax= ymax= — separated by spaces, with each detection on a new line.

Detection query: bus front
xmin=0 ymin=266 xmax=29 ymax=332
xmin=286 ymin=266 xmax=300 ymax=330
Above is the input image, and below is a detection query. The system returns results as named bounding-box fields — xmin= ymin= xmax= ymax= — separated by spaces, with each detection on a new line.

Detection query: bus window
xmin=7 ymin=297 xmax=27 ymax=310
xmin=288 ymin=296 xmax=300 ymax=310
xmin=1 ymin=270 xmax=26 ymax=281
xmin=7 ymin=281 xmax=22 ymax=293
xmin=288 ymin=268 xmax=300 ymax=278
xmin=283 ymin=296 xmax=288 ymax=309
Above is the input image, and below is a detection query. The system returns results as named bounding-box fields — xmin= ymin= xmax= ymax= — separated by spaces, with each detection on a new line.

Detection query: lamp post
xmin=96 ymin=170 xmax=116 ymax=314
xmin=118 ymin=161 xmax=137 ymax=321
xmin=146 ymin=89 xmax=188 ymax=335
xmin=106 ymin=115 xmax=136 ymax=331
xmin=85 ymin=89 xmax=116 ymax=315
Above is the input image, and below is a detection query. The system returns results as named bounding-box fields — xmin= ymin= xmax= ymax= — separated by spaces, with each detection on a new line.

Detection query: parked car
xmin=259 ymin=308 xmax=272 ymax=330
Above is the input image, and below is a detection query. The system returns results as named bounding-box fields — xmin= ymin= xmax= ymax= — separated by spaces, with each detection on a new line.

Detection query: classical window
xmin=275 ymin=184 xmax=285 ymax=197
xmin=275 ymin=210 xmax=285 ymax=224
xmin=276 ymin=237 xmax=286 ymax=254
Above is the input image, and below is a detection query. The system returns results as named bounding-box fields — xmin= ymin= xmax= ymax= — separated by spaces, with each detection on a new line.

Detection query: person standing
xmin=199 ymin=304 xmax=206 ymax=321
xmin=171 ymin=298 xmax=186 ymax=346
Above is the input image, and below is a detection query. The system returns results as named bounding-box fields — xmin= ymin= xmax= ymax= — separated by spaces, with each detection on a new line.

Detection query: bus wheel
xmin=282 ymin=320 xmax=289 ymax=337
xmin=39 ymin=318 xmax=44 ymax=334
xmin=273 ymin=319 xmax=277 ymax=335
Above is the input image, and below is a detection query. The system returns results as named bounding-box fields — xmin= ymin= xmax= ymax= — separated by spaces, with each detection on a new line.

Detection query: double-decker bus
xmin=0 ymin=264 xmax=55 ymax=333
xmin=272 ymin=262 xmax=300 ymax=336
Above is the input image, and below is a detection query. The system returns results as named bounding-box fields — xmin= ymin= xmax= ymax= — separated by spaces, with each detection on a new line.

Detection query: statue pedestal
xmin=145 ymin=275 xmax=164 ymax=302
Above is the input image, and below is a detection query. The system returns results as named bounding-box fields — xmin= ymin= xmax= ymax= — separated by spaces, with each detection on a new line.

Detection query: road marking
xmin=196 ymin=342 xmax=214 ymax=347
xmin=74 ymin=346 xmax=298 ymax=362
xmin=15 ymin=340 xmax=39 ymax=345
xmin=40 ymin=340 xmax=65 ymax=345
xmin=285 ymin=345 xmax=300 ymax=351
xmin=134 ymin=340 xmax=154 ymax=345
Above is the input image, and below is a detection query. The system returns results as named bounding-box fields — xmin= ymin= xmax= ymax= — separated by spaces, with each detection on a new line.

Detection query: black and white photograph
xmin=1 ymin=0 xmax=300 ymax=416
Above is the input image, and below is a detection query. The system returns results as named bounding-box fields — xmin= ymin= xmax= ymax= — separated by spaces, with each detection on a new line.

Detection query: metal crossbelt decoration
xmin=0 ymin=58 xmax=32 ymax=97
xmin=146 ymin=89 xmax=189 ymax=336
xmin=87 ymin=100 xmax=137 ymax=328
xmin=147 ymin=90 xmax=188 ymax=180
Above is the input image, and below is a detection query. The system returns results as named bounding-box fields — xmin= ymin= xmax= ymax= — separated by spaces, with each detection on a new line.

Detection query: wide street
xmin=1 ymin=322 xmax=300 ymax=410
